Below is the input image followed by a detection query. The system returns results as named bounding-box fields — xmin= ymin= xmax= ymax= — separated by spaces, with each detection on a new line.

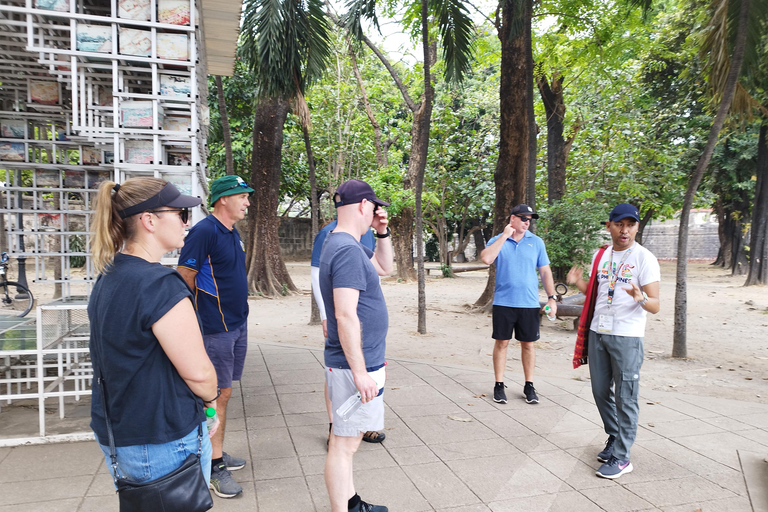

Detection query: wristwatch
xmin=547 ymin=295 xmax=557 ymax=301
xmin=639 ymin=292 xmax=649 ymax=305
xmin=375 ymin=227 xmax=391 ymax=238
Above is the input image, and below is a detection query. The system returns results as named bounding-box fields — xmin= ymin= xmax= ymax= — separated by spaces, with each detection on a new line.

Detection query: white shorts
xmin=326 ymin=366 xmax=385 ymax=437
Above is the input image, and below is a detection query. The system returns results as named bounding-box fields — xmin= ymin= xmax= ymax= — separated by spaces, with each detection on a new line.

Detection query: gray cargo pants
xmin=588 ymin=330 xmax=644 ymax=461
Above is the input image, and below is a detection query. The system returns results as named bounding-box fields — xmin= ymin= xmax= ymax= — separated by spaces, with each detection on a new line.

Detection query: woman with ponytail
xmin=88 ymin=178 xmax=219 ymax=492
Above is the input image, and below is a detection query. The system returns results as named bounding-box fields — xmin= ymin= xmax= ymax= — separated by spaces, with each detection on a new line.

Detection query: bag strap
xmin=93 ymin=341 xmax=203 ymax=485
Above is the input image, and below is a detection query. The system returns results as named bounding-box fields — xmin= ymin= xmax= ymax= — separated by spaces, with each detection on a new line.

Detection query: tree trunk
xmin=746 ymin=122 xmax=768 ymax=285
xmin=246 ymin=97 xmax=298 ymax=296
xmin=390 ymin=214 xmax=415 ymax=280
xmin=537 ymin=73 xmax=567 ymax=204
xmin=304 ymin=123 xmax=321 ymax=324
xmin=477 ymin=0 xmax=533 ymax=307
xmin=673 ymin=0 xmax=751 ymax=358
xmin=215 ymin=76 xmax=234 ymax=176
xmin=413 ymin=10 xmax=435 ymax=334
xmin=636 ymin=208 xmax=653 ymax=245
xmin=713 ymin=198 xmax=727 ymax=266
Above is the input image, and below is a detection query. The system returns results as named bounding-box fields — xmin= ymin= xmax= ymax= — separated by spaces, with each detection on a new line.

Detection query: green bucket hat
xmin=209 ymin=175 xmax=254 ymax=206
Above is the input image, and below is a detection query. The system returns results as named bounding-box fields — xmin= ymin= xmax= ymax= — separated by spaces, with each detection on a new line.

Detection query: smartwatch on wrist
xmin=547 ymin=295 xmax=556 ymax=301
xmin=375 ymin=227 xmax=391 ymax=239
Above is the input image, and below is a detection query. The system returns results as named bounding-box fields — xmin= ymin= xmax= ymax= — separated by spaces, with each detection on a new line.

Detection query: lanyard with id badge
xmin=597 ymin=244 xmax=634 ymax=334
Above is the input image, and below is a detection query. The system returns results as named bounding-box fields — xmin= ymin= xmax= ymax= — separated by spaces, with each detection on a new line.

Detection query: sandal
xmin=362 ymin=430 xmax=386 ymax=443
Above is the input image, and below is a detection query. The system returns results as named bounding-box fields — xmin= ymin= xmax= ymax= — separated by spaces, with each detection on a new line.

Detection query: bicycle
xmin=0 ymin=252 xmax=34 ymax=317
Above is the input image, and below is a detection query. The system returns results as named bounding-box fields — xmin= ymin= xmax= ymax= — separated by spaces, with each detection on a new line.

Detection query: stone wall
xmin=278 ymin=217 xmax=313 ymax=260
xmin=641 ymin=209 xmax=719 ymax=261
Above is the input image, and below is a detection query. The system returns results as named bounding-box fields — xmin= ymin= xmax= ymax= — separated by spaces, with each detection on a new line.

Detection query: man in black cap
xmin=480 ymin=204 xmax=557 ymax=405
xmin=567 ymin=203 xmax=660 ymax=479
xmin=320 ymin=179 xmax=392 ymax=512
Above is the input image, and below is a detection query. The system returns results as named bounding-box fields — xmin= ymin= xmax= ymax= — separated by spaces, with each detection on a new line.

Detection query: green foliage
xmin=537 ymin=195 xmax=609 ymax=271
xmin=69 ymin=235 xmax=86 ymax=268
xmin=440 ymin=263 xmax=454 ymax=277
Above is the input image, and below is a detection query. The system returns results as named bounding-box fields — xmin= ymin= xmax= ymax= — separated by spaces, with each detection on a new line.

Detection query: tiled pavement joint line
xmin=78 ymin=456 xmax=107 ymax=511
xmin=236 ymin=354 xmax=258 ymax=496
xmin=259 ymin=345 xmax=319 ymax=512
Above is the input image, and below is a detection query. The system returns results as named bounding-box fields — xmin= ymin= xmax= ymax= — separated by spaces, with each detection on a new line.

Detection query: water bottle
xmin=336 ymin=392 xmax=363 ymax=422
xmin=205 ymin=407 xmax=218 ymax=431
xmin=544 ymin=305 xmax=556 ymax=322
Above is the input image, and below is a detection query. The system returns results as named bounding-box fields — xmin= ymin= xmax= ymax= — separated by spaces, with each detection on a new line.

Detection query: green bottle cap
xmin=205 ymin=407 xmax=216 ymax=418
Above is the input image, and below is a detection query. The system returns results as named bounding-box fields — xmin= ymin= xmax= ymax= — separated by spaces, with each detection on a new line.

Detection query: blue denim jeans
xmin=97 ymin=421 xmax=212 ymax=488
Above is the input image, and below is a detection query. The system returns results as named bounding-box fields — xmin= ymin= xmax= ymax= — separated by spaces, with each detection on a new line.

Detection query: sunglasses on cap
xmin=224 ymin=181 xmax=250 ymax=192
xmin=149 ymin=208 xmax=189 ymax=224
xmin=516 ymin=215 xmax=531 ymax=222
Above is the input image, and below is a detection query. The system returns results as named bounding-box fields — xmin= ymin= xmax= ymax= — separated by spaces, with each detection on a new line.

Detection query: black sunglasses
xmin=516 ymin=215 xmax=531 ymax=222
xmin=149 ymin=208 xmax=189 ymax=224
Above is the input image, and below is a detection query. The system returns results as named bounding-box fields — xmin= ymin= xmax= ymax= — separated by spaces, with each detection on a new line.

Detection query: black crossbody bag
xmin=96 ymin=370 xmax=213 ymax=512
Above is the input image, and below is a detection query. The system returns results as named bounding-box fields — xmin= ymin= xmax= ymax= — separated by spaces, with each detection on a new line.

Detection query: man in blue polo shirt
xmin=177 ymin=175 xmax=253 ymax=499
xmin=480 ymin=204 xmax=557 ymax=405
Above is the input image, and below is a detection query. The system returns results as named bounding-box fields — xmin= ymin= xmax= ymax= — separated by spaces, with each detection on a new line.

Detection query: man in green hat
xmin=178 ymin=175 xmax=254 ymax=499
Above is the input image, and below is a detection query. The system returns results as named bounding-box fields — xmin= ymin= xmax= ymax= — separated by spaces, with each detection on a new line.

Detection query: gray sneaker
xmin=597 ymin=435 xmax=616 ymax=463
xmin=222 ymin=451 xmax=246 ymax=471
xmin=210 ymin=463 xmax=243 ymax=498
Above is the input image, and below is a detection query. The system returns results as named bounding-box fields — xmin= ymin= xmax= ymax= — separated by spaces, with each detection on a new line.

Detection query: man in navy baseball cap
xmin=334 ymin=179 xmax=390 ymax=208
xmin=608 ymin=203 xmax=640 ymax=223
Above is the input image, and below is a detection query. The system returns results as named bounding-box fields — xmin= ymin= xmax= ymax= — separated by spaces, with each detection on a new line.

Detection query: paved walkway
xmin=1 ymin=342 xmax=766 ymax=511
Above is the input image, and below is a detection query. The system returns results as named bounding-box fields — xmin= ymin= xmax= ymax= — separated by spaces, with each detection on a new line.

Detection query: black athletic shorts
xmin=492 ymin=305 xmax=540 ymax=342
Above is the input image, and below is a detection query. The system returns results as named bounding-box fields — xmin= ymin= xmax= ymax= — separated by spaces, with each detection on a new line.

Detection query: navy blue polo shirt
xmin=311 ymin=220 xmax=375 ymax=267
xmin=178 ymin=215 xmax=249 ymax=335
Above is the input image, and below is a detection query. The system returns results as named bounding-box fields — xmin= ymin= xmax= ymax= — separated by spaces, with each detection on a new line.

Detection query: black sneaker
xmin=493 ymin=383 xmax=507 ymax=404
xmin=350 ymin=499 xmax=388 ymax=512
xmin=523 ymin=383 xmax=539 ymax=404
xmin=597 ymin=435 xmax=616 ymax=463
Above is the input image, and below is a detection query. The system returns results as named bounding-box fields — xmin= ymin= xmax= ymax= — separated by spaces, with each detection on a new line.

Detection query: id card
xmin=597 ymin=313 xmax=614 ymax=333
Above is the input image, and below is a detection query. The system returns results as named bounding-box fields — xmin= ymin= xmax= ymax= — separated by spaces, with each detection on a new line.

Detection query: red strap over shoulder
xmin=572 ymin=245 xmax=609 ymax=369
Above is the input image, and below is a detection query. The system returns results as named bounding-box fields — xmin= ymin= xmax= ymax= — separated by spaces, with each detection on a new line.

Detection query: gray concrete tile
xmin=544 ymin=427 xmax=608 ymax=450
xmin=0 ymin=441 xmax=102 ymax=482
xmin=211 ymin=480 xmax=259 ymax=511
xmin=640 ymin=438 xmax=736 ymax=476
xmin=238 ymin=384 xmax=277 ymax=396
xmin=269 ymin=368 xmax=323 ymax=386
xmin=390 ymin=402 xmax=470 ymax=418
xmin=470 ymin=410 xmax=535 ymax=438
xmin=248 ymin=426 xmax=297 ymax=459
xmin=581 ymin=484 xmax=655 ymax=511
xmin=299 ymin=453 xmax=326 ymax=476
xmin=274 ymin=381 xmax=326 ymax=394
xmin=738 ymin=449 xmax=768 ymax=509
xmin=446 ymin=453 xmax=568 ymax=502
xmin=735 ymin=427 xmax=768 ymax=447
xmin=0 ymin=447 xmax=10 ymax=464
xmin=373 ymin=419 xmax=425 ymax=448
xmin=673 ymin=432 xmax=768 ymax=470
xmin=660 ymin=496 xmax=753 ymax=512
xmin=639 ymin=402 xmax=695 ymax=423
xmin=489 ymin=490 xmax=605 ymax=512
xmin=289 ymin=424 xmax=333 ymax=457
xmin=243 ymin=392 xmax=282 ymax=416
xmin=402 ymin=462 xmax=481 ymax=509
xmin=0 ymin=475 xmax=92 ymax=505
xmin=511 ymin=405 xmax=587 ymax=435
xmin=644 ymin=396 xmax=722 ymax=419
xmin=675 ymin=395 xmax=767 ymax=417
xmin=0 ymin=498 xmax=81 ymax=512
xmin=405 ymin=413 xmax=499 ymax=445
xmin=436 ymin=505 xmax=492 ymax=512
xmin=528 ymin=449 xmax=614 ymax=491
xmin=245 ymin=413 xmax=287 ymax=429
xmin=625 ymin=475 xmax=736 ymax=507
xmin=253 ymin=455 xmax=303 ymax=480
xmin=731 ymin=412 xmax=768 ymax=429
xmin=255 ymin=476 xmax=313 ymax=511
xmin=701 ymin=468 xmax=749 ymax=497
xmin=700 ymin=414 xmax=757 ymax=432
xmin=431 ymin=438 xmax=522 ymax=461
xmin=240 ymin=371 xmax=274 ymax=387
xmin=388 ymin=445 xmax=441 ymax=466
xmin=384 ymin=384 xmax=456 ymax=407
xmin=284 ymin=411 xmax=330 ymax=427
xmin=277 ymin=390 xmax=327 ymax=414
xmin=506 ymin=435 xmax=560 ymax=454
xmin=642 ymin=418 xmax=726 ymax=438
xmin=86 ymin=470 xmax=117 ymax=496
xmin=78 ymin=495 xmax=119 ymax=512
xmin=226 ymin=416 xmax=247 ymax=432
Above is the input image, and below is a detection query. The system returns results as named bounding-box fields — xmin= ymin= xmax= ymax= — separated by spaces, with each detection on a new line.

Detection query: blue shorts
xmin=96 ymin=421 xmax=212 ymax=488
xmin=204 ymin=323 xmax=248 ymax=389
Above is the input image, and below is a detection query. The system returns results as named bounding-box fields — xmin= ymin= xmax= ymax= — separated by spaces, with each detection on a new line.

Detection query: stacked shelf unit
xmin=0 ymin=0 xmax=210 ymax=296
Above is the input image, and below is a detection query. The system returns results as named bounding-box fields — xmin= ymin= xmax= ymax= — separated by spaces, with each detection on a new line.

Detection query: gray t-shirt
xmin=320 ymin=231 xmax=388 ymax=370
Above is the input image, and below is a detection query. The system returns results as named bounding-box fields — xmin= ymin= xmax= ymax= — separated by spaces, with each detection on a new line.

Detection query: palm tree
xmin=239 ymin=0 xmax=332 ymax=296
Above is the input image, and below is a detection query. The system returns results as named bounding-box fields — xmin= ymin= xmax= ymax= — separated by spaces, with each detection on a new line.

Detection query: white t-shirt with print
xmin=589 ymin=243 xmax=660 ymax=337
